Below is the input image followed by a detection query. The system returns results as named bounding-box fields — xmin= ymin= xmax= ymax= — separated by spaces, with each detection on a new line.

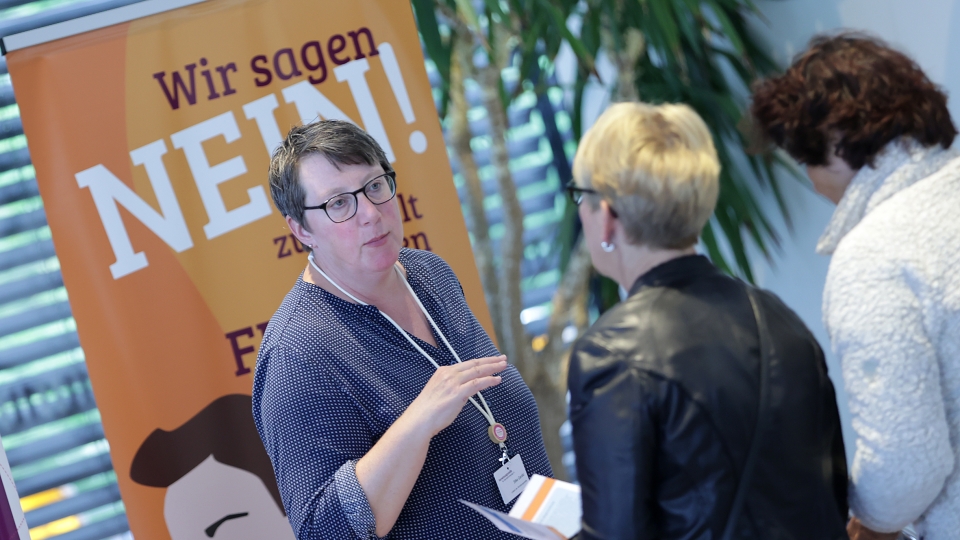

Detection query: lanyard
xmin=308 ymin=254 xmax=508 ymax=455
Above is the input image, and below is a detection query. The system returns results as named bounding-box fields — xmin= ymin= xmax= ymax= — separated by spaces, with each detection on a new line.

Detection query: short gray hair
xmin=269 ymin=120 xmax=392 ymax=231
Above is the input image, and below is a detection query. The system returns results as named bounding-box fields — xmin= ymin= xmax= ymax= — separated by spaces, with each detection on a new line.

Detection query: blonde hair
xmin=573 ymin=102 xmax=720 ymax=249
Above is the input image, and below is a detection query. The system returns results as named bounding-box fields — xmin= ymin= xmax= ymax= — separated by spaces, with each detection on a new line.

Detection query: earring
xmin=600 ymin=241 xmax=615 ymax=252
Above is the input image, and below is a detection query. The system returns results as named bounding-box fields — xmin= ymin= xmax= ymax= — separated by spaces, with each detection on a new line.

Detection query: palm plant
xmin=581 ymin=0 xmax=789 ymax=275
xmin=413 ymin=0 xmax=789 ymax=475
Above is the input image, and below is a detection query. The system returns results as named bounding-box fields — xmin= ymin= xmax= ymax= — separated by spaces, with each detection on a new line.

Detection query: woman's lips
xmin=365 ymin=233 xmax=389 ymax=247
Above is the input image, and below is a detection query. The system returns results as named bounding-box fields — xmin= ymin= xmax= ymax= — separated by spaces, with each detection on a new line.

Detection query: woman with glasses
xmin=565 ymin=102 xmax=849 ymax=539
xmin=252 ymin=120 xmax=552 ymax=540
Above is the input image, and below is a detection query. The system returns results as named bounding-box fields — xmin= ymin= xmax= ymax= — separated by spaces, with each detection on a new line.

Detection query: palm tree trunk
xmin=541 ymin=238 xmax=592 ymax=380
xmin=450 ymin=34 xmax=505 ymax=345
xmin=532 ymin=238 xmax=593 ymax=479
xmin=442 ymin=4 xmax=582 ymax=476
xmin=475 ymin=61 xmax=573 ymax=476
xmin=477 ymin=63 xmax=529 ymax=376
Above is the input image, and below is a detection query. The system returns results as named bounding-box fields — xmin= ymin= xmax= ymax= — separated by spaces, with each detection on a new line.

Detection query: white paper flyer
xmin=461 ymin=474 xmax=581 ymax=539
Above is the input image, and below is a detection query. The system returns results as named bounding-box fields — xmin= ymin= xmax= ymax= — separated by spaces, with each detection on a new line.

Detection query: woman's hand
xmin=355 ymin=354 xmax=507 ymax=537
xmin=847 ymin=517 xmax=900 ymax=540
xmin=403 ymin=355 xmax=507 ymax=437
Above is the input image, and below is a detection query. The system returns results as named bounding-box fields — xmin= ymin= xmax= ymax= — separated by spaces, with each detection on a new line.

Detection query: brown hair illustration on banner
xmin=130 ymin=395 xmax=293 ymax=539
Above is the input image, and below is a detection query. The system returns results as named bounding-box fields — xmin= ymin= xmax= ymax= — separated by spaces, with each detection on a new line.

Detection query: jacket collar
xmin=816 ymin=138 xmax=958 ymax=255
xmin=628 ymin=254 xmax=717 ymax=296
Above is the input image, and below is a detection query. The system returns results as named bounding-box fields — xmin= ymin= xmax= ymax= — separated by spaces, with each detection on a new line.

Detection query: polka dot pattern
xmin=253 ymin=248 xmax=553 ymax=539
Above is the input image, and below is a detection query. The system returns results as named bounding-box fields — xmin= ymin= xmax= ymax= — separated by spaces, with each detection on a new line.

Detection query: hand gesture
xmin=404 ymin=355 xmax=507 ymax=437
xmin=355 ymin=355 xmax=509 ymax=537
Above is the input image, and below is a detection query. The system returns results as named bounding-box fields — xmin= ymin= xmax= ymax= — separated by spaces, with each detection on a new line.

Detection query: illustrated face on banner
xmin=130 ymin=395 xmax=294 ymax=539
xmin=164 ymin=457 xmax=293 ymax=539
xmin=6 ymin=0 xmax=492 ymax=537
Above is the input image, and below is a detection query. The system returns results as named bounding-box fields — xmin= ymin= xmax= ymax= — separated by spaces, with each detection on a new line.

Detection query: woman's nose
xmin=354 ymin=192 xmax=381 ymax=223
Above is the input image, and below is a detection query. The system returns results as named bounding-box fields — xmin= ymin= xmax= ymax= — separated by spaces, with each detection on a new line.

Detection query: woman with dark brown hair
xmin=253 ymin=120 xmax=552 ymax=540
xmin=752 ymin=33 xmax=960 ymax=540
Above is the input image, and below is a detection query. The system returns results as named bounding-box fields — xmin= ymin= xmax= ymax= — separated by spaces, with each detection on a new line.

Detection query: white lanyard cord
xmin=308 ymin=254 xmax=501 ymax=430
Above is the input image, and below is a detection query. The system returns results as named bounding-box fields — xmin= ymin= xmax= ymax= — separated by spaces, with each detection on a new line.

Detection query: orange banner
xmin=6 ymin=0 xmax=491 ymax=537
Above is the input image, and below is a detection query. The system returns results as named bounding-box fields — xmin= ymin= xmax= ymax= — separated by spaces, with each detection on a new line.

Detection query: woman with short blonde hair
xmin=567 ymin=102 xmax=848 ymax=539
xmin=571 ymin=102 xmax=719 ymax=249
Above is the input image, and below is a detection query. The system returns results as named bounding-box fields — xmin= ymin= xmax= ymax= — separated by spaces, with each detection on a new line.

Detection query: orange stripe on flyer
xmin=521 ymin=477 xmax=556 ymax=521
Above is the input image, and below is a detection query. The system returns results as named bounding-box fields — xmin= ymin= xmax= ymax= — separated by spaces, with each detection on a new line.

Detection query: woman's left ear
xmin=286 ymin=215 xmax=315 ymax=250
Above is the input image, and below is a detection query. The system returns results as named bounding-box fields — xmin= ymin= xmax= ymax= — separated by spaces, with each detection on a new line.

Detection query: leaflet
xmin=461 ymin=474 xmax=581 ymax=539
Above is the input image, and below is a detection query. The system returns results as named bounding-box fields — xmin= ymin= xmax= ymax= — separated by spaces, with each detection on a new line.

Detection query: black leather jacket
xmin=568 ymin=256 xmax=848 ymax=540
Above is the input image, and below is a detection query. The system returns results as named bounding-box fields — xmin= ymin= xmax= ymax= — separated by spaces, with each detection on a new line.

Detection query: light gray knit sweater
xmin=819 ymin=139 xmax=960 ymax=538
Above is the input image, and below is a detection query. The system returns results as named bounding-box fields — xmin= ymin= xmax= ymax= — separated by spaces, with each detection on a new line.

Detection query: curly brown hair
xmin=750 ymin=32 xmax=956 ymax=169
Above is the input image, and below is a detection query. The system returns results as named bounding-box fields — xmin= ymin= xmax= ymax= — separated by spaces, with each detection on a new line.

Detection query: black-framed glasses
xmin=304 ymin=172 xmax=397 ymax=223
xmin=564 ymin=184 xmax=600 ymax=206
xmin=564 ymin=184 xmax=618 ymax=217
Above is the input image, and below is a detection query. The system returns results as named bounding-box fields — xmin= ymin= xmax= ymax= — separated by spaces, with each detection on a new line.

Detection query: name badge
xmin=494 ymin=454 xmax=529 ymax=505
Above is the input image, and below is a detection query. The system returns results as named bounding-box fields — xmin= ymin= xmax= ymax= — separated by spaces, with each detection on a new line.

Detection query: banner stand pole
xmin=0 ymin=435 xmax=30 ymax=540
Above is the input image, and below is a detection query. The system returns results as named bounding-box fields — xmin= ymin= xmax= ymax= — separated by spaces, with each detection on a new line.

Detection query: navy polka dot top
xmin=253 ymin=248 xmax=553 ymax=539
